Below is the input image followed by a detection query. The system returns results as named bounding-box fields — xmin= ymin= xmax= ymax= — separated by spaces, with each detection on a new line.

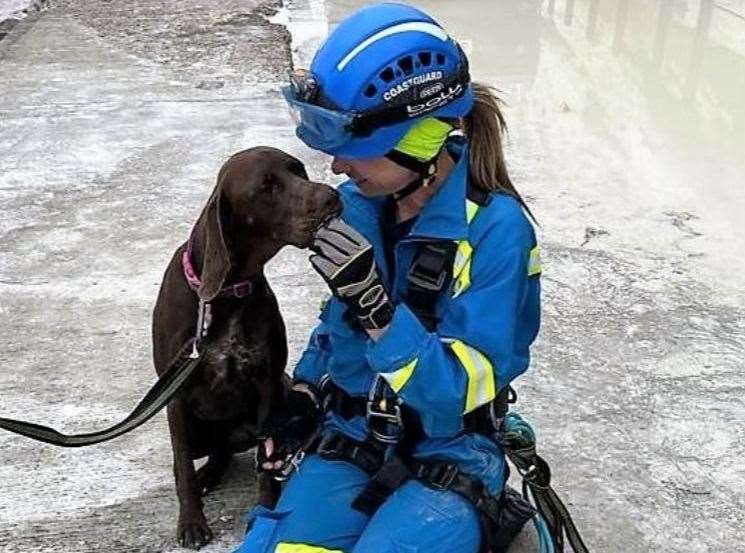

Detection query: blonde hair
xmin=462 ymin=83 xmax=535 ymax=221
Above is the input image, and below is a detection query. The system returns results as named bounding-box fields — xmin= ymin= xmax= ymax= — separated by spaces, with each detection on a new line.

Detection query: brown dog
xmin=152 ymin=147 xmax=340 ymax=549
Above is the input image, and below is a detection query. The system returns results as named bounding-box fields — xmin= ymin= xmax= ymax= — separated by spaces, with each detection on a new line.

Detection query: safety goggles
xmin=282 ymin=67 xmax=470 ymax=153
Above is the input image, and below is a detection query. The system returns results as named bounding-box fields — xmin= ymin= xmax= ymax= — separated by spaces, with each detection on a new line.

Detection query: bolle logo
xmin=406 ymin=84 xmax=463 ymax=116
xmin=383 ymin=71 xmax=443 ymax=102
xmin=419 ymin=82 xmax=444 ymax=99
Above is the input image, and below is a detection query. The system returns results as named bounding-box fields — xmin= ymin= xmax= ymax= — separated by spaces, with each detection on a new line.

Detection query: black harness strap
xmin=404 ymin=181 xmax=490 ymax=332
xmin=385 ymin=149 xmax=439 ymax=203
xmin=405 ymin=241 xmax=458 ymax=331
xmin=315 ymin=431 xmax=385 ymax=476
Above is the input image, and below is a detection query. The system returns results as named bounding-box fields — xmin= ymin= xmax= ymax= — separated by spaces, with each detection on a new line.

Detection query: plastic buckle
xmin=407 ymin=244 xmax=450 ymax=291
xmin=407 ymin=266 xmax=447 ymax=291
xmin=425 ymin=463 xmax=459 ymax=491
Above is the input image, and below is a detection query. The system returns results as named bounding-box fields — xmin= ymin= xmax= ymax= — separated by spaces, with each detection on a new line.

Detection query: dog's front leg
xmin=167 ymin=399 xmax=213 ymax=549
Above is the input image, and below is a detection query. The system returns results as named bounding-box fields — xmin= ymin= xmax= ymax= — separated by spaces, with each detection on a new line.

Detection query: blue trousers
xmin=235 ymin=454 xmax=482 ymax=553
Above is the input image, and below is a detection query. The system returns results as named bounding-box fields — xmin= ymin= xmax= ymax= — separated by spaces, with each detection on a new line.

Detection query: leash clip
xmin=190 ymin=299 xmax=212 ymax=359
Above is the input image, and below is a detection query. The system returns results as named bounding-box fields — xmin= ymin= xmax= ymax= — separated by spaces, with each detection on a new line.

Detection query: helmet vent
xmin=380 ymin=67 xmax=395 ymax=83
xmin=417 ymin=52 xmax=432 ymax=66
xmin=436 ymin=53 xmax=446 ymax=65
xmin=397 ymin=56 xmax=414 ymax=75
xmin=364 ymin=84 xmax=378 ymax=97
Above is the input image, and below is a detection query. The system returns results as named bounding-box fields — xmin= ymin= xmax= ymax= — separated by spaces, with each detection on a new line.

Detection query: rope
xmin=501 ymin=412 xmax=590 ymax=553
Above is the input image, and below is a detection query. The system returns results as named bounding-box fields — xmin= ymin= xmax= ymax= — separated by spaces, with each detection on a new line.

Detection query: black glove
xmin=256 ymin=382 xmax=321 ymax=480
xmin=310 ymin=218 xmax=394 ymax=330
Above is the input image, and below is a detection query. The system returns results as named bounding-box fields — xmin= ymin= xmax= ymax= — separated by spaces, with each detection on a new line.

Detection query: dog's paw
xmin=177 ymin=514 xmax=213 ymax=550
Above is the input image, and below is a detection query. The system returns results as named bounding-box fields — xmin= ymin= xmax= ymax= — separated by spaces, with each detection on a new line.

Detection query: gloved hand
xmin=257 ymin=382 xmax=321 ymax=480
xmin=310 ymin=218 xmax=394 ymax=330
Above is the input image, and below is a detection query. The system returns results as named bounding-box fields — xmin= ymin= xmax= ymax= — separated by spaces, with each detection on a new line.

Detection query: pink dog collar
xmin=181 ymin=238 xmax=253 ymax=299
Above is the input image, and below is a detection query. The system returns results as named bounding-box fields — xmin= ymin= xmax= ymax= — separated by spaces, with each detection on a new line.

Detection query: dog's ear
xmin=198 ymin=186 xmax=231 ymax=301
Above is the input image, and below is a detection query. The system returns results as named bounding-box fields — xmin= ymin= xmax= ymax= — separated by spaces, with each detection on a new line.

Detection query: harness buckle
xmin=367 ymin=376 xmax=404 ymax=445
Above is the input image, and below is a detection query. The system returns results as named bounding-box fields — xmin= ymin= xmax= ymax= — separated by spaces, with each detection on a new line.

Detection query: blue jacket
xmin=295 ymin=138 xmax=541 ymax=493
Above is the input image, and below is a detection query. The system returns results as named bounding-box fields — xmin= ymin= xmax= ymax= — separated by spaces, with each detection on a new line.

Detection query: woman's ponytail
xmin=462 ymin=83 xmax=535 ymax=221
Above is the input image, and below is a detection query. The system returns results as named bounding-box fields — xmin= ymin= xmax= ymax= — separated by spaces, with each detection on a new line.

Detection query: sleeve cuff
xmin=366 ymin=303 xmax=428 ymax=373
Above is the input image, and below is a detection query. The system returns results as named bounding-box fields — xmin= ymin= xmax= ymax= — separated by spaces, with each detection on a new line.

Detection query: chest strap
xmin=404 ymin=181 xmax=489 ymax=332
xmin=405 ymin=242 xmax=457 ymax=332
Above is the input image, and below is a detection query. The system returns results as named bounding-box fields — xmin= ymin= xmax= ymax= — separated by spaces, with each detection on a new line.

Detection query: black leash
xmin=0 ymin=299 xmax=214 ymax=447
xmin=0 ymin=338 xmax=202 ymax=447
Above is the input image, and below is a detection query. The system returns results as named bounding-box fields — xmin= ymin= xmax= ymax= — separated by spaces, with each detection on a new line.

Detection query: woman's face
xmin=331 ymin=156 xmax=418 ymax=197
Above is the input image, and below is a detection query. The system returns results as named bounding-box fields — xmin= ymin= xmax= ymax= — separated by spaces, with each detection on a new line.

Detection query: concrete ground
xmin=1 ymin=1 xmax=744 ymax=552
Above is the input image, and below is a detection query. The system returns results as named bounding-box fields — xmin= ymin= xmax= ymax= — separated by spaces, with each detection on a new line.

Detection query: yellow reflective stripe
xmin=450 ymin=340 xmax=496 ymax=413
xmin=453 ymin=240 xmax=473 ymax=278
xmin=528 ymin=246 xmax=542 ymax=276
xmin=452 ymin=238 xmax=474 ymax=299
xmin=466 ymin=200 xmax=480 ymax=224
xmin=275 ymin=543 xmax=344 ymax=553
xmin=452 ymin=200 xmax=480 ymax=298
xmin=380 ymin=358 xmax=418 ymax=393
xmin=452 ymin=256 xmax=472 ymax=298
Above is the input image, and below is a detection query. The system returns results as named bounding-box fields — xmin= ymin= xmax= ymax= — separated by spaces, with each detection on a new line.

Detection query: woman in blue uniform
xmin=237 ymin=4 xmax=541 ymax=552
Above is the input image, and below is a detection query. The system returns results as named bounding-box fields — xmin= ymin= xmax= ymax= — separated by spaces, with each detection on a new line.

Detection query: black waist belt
xmin=323 ymin=380 xmax=514 ymax=438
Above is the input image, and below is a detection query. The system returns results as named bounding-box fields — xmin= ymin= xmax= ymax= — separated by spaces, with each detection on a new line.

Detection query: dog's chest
xmin=188 ymin=313 xmax=272 ymax=420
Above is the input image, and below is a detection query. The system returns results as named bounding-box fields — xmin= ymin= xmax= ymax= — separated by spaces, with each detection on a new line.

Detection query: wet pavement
xmin=1 ymin=1 xmax=744 ymax=552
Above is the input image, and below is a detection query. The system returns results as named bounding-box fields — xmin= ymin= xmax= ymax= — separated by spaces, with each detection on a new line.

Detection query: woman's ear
xmin=198 ymin=187 xmax=231 ymax=301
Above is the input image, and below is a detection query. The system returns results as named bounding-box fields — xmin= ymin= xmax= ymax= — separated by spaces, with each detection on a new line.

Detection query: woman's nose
xmin=331 ymin=157 xmax=351 ymax=175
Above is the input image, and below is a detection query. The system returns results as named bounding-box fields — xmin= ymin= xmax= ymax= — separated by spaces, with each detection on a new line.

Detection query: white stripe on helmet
xmin=336 ymin=22 xmax=448 ymax=72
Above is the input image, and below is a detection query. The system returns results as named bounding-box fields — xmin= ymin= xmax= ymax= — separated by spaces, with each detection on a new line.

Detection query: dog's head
xmin=197 ymin=147 xmax=341 ymax=301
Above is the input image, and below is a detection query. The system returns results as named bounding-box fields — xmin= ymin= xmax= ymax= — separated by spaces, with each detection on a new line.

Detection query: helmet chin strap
xmin=384 ymin=149 xmax=440 ymax=203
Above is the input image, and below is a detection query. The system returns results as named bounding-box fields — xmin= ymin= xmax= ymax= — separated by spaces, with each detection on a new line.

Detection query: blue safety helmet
xmin=283 ymin=3 xmax=474 ymax=159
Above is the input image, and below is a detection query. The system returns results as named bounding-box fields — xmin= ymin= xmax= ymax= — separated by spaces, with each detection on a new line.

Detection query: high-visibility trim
xmin=275 ymin=543 xmax=344 ymax=553
xmin=465 ymin=199 xmax=480 ymax=224
xmin=451 ymin=200 xmax=480 ymax=298
xmin=528 ymin=246 xmax=542 ymax=276
xmin=453 ymin=240 xmax=473 ymax=279
xmin=380 ymin=358 xmax=418 ymax=393
xmin=449 ymin=340 xmax=496 ymax=413
xmin=452 ymin=240 xmax=473 ymax=299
